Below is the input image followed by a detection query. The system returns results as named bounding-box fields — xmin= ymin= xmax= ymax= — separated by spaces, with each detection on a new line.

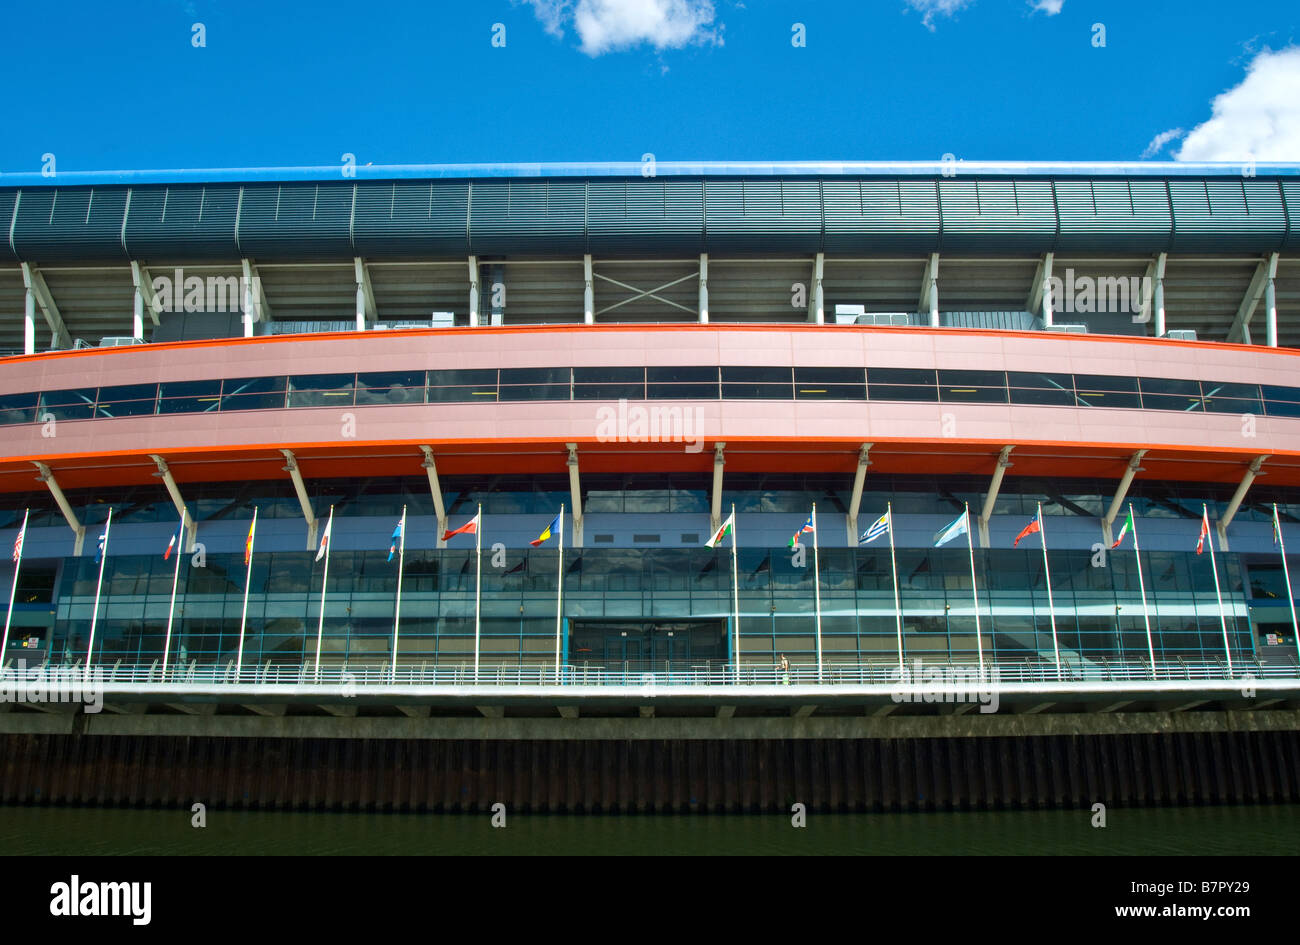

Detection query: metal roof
xmin=2 ymin=172 xmax=1299 ymax=262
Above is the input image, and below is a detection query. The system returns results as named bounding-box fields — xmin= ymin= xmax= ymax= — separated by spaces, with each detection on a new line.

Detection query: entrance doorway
xmin=568 ymin=620 xmax=727 ymax=673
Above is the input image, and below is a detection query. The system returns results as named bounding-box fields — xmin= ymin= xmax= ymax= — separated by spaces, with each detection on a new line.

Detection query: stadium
xmin=1 ymin=162 xmax=1299 ymax=810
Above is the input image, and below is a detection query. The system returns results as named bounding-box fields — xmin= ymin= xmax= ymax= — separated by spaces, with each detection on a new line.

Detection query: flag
xmin=504 ymin=558 xmax=527 ymax=576
xmin=442 ymin=511 xmax=480 ymax=542
xmin=1196 ymin=508 xmax=1210 ymax=555
xmin=243 ymin=515 xmax=256 ymax=566
xmin=12 ymin=517 xmax=26 ymax=563
xmin=95 ymin=528 xmax=109 ymax=565
xmin=859 ymin=511 xmax=890 ymax=544
xmin=1274 ymin=509 xmax=1281 ymax=547
xmin=933 ymin=509 xmax=968 ymax=547
xmin=1013 ymin=511 xmax=1041 ymax=548
xmin=388 ymin=517 xmax=404 ymax=562
xmin=705 ymin=512 xmax=734 ymax=548
xmin=163 ymin=518 xmax=183 ymax=560
xmin=1111 ymin=508 xmax=1135 ymax=549
xmin=530 ymin=512 xmax=561 ymax=547
xmin=787 ymin=514 xmax=814 ymax=549
xmin=315 ymin=511 xmax=333 ymax=563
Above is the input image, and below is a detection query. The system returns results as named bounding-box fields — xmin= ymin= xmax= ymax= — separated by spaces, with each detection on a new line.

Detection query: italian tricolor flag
xmin=1111 ymin=508 xmax=1134 ymax=549
xmin=706 ymin=512 xmax=734 ymax=549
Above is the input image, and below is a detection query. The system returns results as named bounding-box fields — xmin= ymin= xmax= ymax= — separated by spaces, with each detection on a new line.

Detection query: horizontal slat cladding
xmin=587 ymin=178 xmax=704 ymax=255
xmin=1054 ymin=179 xmax=1173 ymax=252
xmin=353 ymin=180 xmax=469 ymax=258
xmin=1169 ymin=179 xmax=1287 ymax=253
xmin=236 ymin=182 xmax=356 ymax=259
xmin=823 ymin=179 xmax=940 ymax=253
xmin=11 ymin=187 xmax=129 ymax=262
xmin=122 ymin=184 xmax=241 ymax=259
xmin=469 ymin=179 xmax=586 ymax=255
xmin=1283 ymin=181 xmax=1300 ymax=251
xmin=937 ymin=179 xmax=1056 ymax=252
xmin=0 ymin=190 xmax=15 ymax=260
xmin=703 ymin=179 xmax=823 ymax=253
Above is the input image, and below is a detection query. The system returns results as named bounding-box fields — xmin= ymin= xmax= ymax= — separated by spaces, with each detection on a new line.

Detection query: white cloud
xmin=1175 ymin=46 xmax=1300 ymax=161
xmin=523 ymin=0 xmax=720 ymax=56
xmin=1141 ymin=127 xmax=1185 ymax=159
xmin=1029 ymin=0 xmax=1063 ymax=15
xmin=904 ymin=0 xmax=974 ymax=31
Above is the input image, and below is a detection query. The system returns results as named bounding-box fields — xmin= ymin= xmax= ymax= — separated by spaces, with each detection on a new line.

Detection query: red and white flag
xmin=442 ymin=510 xmax=481 ymax=542
xmin=12 ymin=510 xmax=28 ymax=563
xmin=1196 ymin=507 xmax=1211 ymax=555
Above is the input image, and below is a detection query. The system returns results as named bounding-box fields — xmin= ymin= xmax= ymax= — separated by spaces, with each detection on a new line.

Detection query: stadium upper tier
xmin=3 ymin=166 xmax=1300 ymax=352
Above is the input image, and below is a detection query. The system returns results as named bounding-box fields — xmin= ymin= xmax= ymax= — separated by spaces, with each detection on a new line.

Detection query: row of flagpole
xmin=4 ymin=502 xmax=1300 ymax=679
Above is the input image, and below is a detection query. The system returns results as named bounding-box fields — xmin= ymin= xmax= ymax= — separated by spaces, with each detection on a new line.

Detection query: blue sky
xmin=1 ymin=0 xmax=1296 ymax=175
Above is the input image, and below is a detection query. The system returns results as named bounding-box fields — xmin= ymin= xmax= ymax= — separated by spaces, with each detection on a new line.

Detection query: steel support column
xmin=419 ymin=446 xmax=449 ymax=548
xmin=1218 ymin=456 xmax=1268 ymax=551
xmin=32 ymin=462 xmax=84 ymax=555
xmin=280 ymin=449 xmax=318 ymax=550
xmin=978 ymin=446 xmax=1015 ymax=548
xmin=567 ymin=443 xmax=583 ymax=547
xmin=149 ymin=455 xmax=196 ymax=549
xmin=846 ymin=443 xmax=873 ymax=545
xmin=711 ymin=443 xmax=726 ymax=534
xmin=1102 ymin=450 xmax=1147 ymax=546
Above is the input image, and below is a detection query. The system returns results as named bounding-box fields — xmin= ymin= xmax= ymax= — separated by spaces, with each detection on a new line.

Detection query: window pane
xmin=1261 ymin=384 xmax=1300 ymax=404
xmin=38 ymin=389 xmax=96 ymax=420
xmin=428 ymin=386 xmax=498 ymax=403
xmin=220 ymin=377 xmax=286 ymax=411
xmin=647 ymin=383 xmax=718 ymax=399
xmin=1201 ymin=381 xmax=1261 ymax=414
xmin=720 ymin=367 xmax=792 ymax=384
xmin=1009 ymin=387 xmax=1075 ymax=406
xmin=500 ymin=368 xmax=571 ymax=386
xmin=867 ymin=368 xmax=935 ymax=386
xmin=429 ymin=369 xmax=498 ymax=387
xmin=1007 ymin=371 xmax=1074 ymax=391
xmin=574 ymin=383 xmax=645 ymax=400
xmin=356 ymin=371 xmax=426 ymax=405
xmin=1074 ymin=375 xmax=1138 ymax=408
xmin=1138 ymin=377 xmax=1201 ymax=396
xmin=96 ymin=384 xmax=159 ymax=418
xmin=647 ymin=366 xmax=717 ymax=384
xmin=722 ymin=383 xmax=793 ymax=399
xmin=1074 ymin=374 xmax=1137 ymax=392
xmin=288 ymin=374 xmax=355 ymax=407
xmin=869 ymin=383 xmax=938 ymax=402
xmin=499 ymin=384 xmax=569 ymax=401
xmin=573 ymin=367 xmax=645 ymax=384
xmin=0 ymin=392 xmax=37 ymax=424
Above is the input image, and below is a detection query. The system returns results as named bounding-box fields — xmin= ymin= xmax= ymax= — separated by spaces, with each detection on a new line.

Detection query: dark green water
xmin=1 ymin=805 xmax=1297 ymax=855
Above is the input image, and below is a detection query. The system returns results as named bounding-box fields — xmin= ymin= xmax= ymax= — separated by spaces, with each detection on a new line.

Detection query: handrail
xmin=2 ymin=656 xmax=1295 ymax=689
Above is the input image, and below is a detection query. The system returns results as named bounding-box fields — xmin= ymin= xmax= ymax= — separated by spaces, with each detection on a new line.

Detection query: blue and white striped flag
xmin=859 ymin=511 xmax=891 ymax=544
xmin=933 ymin=509 xmax=969 ymax=547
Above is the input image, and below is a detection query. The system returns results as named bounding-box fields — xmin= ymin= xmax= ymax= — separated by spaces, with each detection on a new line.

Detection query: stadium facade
xmin=0 ymin=161 xmax=1299 ymax=716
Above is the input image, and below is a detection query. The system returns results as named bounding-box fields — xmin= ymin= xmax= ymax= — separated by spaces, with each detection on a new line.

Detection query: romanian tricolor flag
xmin=705 ymin=512 xmax=734 ymax=549
xmin=530 ymin=511 xmax=561 ymax=547
xmin=243 ymin=509 xmax=257 ymax=566
xmin=442 ymin=510 xmax=481 ymax=542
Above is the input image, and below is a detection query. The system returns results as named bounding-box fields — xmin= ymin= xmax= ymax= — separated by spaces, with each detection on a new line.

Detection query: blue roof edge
xmin=2 ymin=160 xmax=1300 ymax=187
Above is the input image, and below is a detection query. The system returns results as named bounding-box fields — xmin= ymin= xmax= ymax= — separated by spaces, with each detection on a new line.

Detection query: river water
xmin=1 ymin=804 xmax=1297 ymax=855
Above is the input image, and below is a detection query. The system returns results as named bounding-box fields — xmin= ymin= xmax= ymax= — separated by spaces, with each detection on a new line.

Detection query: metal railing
xmin=5 ymin=655 xmax=1297 ymax=689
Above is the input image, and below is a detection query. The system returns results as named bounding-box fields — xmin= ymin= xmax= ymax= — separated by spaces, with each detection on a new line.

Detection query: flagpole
xmin=731 ymin=503 xmax=740 ymax=684
xmin=1276 ymin=504 xmax=1299 ymax=666
xmin=1203 ymin=503 xmax=1232 ymax=675
xmin=315 ymin=505 xmax=334 ymax=682
xmin=963 ymin=502 xmax=984 ymax=676
xmin=391 ymin=504 xmax=407 ymax=684
xmin=236 ymin=506 xmax=257 ymax=677
xmin=86 ymin=507 xmax=113 ymax=678
xmin=162 ymin=507 xmax=187 ymax=679
xmin=1129 ymin=502 xmax=1156 ymax=676
xmin=1037 ymin=502 xmax=1060 ymax=674
xmin=2 ymin=508 xmax=29 ymax=665
xmin=555 ymin=502 xmax=564 ymax=681
xmin=888 ymin=502 xmax=902 ymax=674
xmin=811 ymin=503 xmax=823 ymax=682
xmin=474 ymin=502 xmax=483 ymax=679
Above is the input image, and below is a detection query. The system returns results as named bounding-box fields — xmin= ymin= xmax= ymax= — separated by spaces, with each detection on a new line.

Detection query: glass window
xmin=794 ymin=367 xmax=866 ymax=400
xmin=647 ymin=366 xmax=718 ymax=399
xmin=868 ymin=368 xmax=936 ymax=386
xmin=428 ymin=369 xmax=498 ymax=403
xmin=721 ymin=366 xmax=792 ymax=399
xmin=573 ymin=367 xmax=645 ymax=400
xmin=499 ymin=368 xmax=570 ymax=401
xmin=1138 ymin=377 xmax=1204 ymax=412
xmin=356 ymin=371 xmax=426 ymax=406
xmin=219 ymin=376 xmax=286 ymax=411
xmin=1073 ymin=374 xmax=1140 ymax=409
xmin=158 ymin=379 xmax=222 ymax=414
xmin=95 ymin=383 xmax=159 ymax=419
xmin=38 ymin=388 xmax=97 ymax=420
xmin=938 ymin=370 xmax=1007 ymax=403
xmin=287 ymin=373 xmax=355 ymax=408
xmin=0 ymin=392 xmax=38 ymax=425
xmin=1200 ymin=381 xmax=1262 ymax=415
xmin=1007 ymin=371 xmax=1076 ymax=406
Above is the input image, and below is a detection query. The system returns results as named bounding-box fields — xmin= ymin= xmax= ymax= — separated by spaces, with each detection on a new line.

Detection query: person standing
xmin=779 ymin=653 xmax=790 ymax=685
